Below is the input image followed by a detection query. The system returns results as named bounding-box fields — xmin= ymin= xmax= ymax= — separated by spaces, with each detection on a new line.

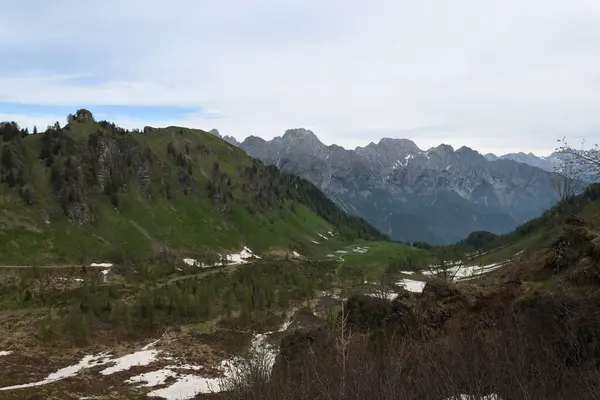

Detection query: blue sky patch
xmin=0 ymin=103 xmax=212 ymax=121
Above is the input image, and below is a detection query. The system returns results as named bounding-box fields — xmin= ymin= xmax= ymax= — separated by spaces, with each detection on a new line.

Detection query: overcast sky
xmin=1 ymin=0 xmax=599 ymax=156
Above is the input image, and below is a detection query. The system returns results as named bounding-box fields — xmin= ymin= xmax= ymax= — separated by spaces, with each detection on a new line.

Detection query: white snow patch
xmin=100 ymin=349 xmax=160 ymax=375
xmin=277 ymin=319 xmax=292 ymax=332
xmin=352 ymin=246 xmax=369 ymax=254
xmin=423 ymin=259 xmax=513 ymax=282
xmin=175 ymin=364 xmax=204 ymax=371
xmin=74 ymin=278 xmax=84 ymax=282
xmin=0 ymin=353 xmax=112 ymax=391
xmin=147 ymin=374 xmax=219 ymax=399
xmin=100 ymin=269 xmax=110 ymax=276
xmin=141 ymin=337 xmax=162 ymax=350
xmin=328 ymin=231 xmax=334 ymax=237
xmin=126 ymin=369 xmax=178 ymax=388
xmin=366 ymin=291 xmax=399 ymax=300
xmin=399 ymin=270 xmax=415 ymax=275
xmin=291 ymin=251 xmax=302 ymax=258
xmin=336 ymin=250 xmax=349 ymax=254
xmin=317 ymin=233 xmax=329 ymax=240
xmin=0 ymin=351 xmax=13 ymax=356
xmin=398 ymin=279 xmax=426 ymax=293
xmin=142 ymin=319 xmax=291 ymax=398
xmin=311 ymin=240 xmax=320 ymax=245
xmin=183 ymin=258 xmax=208 ymax=268
xmin=183 ymin=258 xmax=198 ymax=266
xmin=326 ymin=254 xmax=336 ymax=258
xmin=90 ymin=263 xmax=113 ymax=268
xmin=0 ymin=337 xmax=167 ymax=392
xmin=183 ymin=247 xmax=260 ymax=269
xmin=223 ymin=246 xmax=260 ymax=265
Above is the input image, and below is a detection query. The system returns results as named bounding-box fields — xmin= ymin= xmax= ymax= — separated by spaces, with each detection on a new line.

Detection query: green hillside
xmin=0 ymin=111 xmax=386 ymax=265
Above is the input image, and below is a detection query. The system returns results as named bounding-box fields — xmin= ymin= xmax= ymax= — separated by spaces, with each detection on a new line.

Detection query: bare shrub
xmin=224 ymin=300 xmax=600 ymax=400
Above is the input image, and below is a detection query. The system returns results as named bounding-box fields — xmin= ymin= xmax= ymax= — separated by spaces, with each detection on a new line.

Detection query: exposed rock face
xmin=208 ymin=128 xmax=239 ymax=146
xmin=68 ymin=109 xmax=95 ymax=123
xmin=239 ymin=130 xmax=560 ymax=244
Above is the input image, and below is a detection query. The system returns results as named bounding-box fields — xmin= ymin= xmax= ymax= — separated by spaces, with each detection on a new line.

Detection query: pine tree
xmin=1 ymin=145 xmax=12 ymax=170
xmin=64 ymin=304 xmax=91 ymax=346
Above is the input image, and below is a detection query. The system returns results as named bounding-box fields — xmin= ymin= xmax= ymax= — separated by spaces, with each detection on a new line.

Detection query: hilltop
xmin=0 ymin=111 xmax=386 ymax=265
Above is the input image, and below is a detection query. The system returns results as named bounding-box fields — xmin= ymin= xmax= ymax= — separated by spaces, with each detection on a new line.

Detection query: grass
xmin=0 ymin=121 xmax=394 ymax=265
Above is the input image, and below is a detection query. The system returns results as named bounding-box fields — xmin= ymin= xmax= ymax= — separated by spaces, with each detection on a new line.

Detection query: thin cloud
xmin=1 ymin=0 xmax=599 ymax=156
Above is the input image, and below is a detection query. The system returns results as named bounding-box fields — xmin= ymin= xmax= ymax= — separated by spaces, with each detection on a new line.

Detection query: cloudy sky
xmin=1 ymin=0 xmax=599 ymax=156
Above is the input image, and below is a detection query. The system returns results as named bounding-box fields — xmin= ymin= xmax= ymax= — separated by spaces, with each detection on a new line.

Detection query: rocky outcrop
xmin=208 ymin=128 xmax=239 ymax=146
xmin=67 ymin=109 xmax=95 ymax=123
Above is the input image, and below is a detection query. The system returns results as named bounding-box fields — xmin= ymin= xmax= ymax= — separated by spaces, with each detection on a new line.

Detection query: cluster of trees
xmin=128 ymin=260 xmax=334 ymax=331
xmin=3 ymin=259 xmax=336 ymax=345
xmin=205 ymin=160 xmax=233 ymax=210
xmin=0 ymin=121 xmax=34 ymax=203
xmin=0 ymin=112 xmax=149 ymax=215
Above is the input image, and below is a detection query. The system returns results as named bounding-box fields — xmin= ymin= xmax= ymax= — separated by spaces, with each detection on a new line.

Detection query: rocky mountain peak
xmin=279 ymin=128 xmax=326 ymax=156
xmin=208 ymin=129 xmax=239 ymax=146
xmin=434 ymin=144 xmax=455 ymax=153
xmin=456 ymin=146 xmax=483 ymax=160
xmin=282 ymin=128 xmax=320 ymax=142
xmin=241 ymin=135 xmax=267 ymax=145
xmin=357 ymin=138 xmax=420 ymax=152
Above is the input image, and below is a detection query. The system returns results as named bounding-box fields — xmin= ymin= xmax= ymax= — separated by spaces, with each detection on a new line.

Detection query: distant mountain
xmin=209 ymin=128 xmax=240 ymax=147
xmin=486 ymin=150 xmax=599 ymax=183
xmin=239 ymin=129 xmax=560 ymax=244
xmin=485 ymin=152 xmax=556 ymax=171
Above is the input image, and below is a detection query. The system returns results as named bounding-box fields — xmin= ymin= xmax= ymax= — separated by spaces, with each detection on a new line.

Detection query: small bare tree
xmin=428 ymin=248 xmax=463 ymax=282
xmin=373 ymin=273 xmax=394 ymax=303
xmin=552 ymin=152 xmax=581 ymax=204
xmin=557 ymin=138 xmax=600 ymax=180
xmin=335 ymin=298 xmax=353 ymax=398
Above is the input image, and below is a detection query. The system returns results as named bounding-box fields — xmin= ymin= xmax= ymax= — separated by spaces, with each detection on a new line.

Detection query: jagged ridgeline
xmin=0 ymin=110 xmax=384 ymax=264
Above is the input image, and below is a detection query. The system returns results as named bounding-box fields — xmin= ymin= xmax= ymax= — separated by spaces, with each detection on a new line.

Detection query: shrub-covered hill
xmin=0 ymin=110 xmax=386 ymax=264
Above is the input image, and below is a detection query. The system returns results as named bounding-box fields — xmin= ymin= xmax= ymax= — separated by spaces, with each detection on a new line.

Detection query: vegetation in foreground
xmin=222 ymin=186 xmax=600 ymax=400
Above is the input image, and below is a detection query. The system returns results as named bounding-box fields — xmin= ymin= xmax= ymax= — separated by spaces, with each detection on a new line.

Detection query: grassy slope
xmin=0 ymin=120 xmax=407 ymax=265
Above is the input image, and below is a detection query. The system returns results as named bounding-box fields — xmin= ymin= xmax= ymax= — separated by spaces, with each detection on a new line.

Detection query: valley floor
xmin=0 ymin=241 xmax=525 ymax=399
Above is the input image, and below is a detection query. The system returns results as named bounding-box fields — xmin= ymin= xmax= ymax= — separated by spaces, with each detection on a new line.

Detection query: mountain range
xmin=233 ymin=129 xmax=562 ymax=244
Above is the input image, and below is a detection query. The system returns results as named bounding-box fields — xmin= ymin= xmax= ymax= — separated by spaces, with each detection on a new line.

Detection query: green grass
xmin=466 ymin=233 xmax=543 ymax=266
